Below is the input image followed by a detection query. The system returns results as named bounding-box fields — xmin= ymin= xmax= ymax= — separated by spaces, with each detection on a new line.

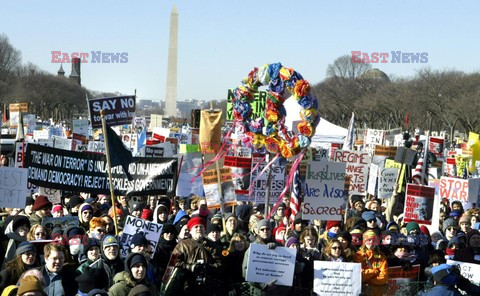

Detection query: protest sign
xmin=172 ymin=132 xmax=191 ymax=145
xmin=25 ymin=144 xmax=178 ymax=196
xmin=202 ymin=167 xmax=236 ymax=207
xmin=41 ymin=216 xmax=79 ymax=229
xmin=334 ymin=150 xmax=370 ymax=195
xmin=439 ymin=176 xmax=480 ymax=203
xmin=34 ymin=130 xmax=50 ymax=141
xmin=378 ymin=167 xmax=399 ymax=199
xmin=39 ymin=187 xmax=62 ymax=204
xmin=0 ymin=167 xmax=28 ymax=208
xmin=53 ymin=136 xmax=72 ymax=151
xmin=364 ymin=129 xmax=385 ymax=154
xmin=446 ymin=260 xmax=480 ymax=287
xmin=179 ymin=144 xmax=200 ymax=154
xmin=88 ymin=95 xmax=136 ymax=128
xmin=374 ymin=145 xmax=397 ymax=157
xmin=226 ymin=89 xmax=267 ymax=121
xmin=9 ymin=102 xmax=28 ymax=127
xmin=404 ymin=184 xmax=435 ymax=225
xmin=24 ymin=114 xmax=36 ymax=134
xmin=387 ymin=264 xmax=420 ymax=296
xmin=313 ymin=261 xmax=361 ymax=296
xmin=445 ymin=158 xmax=456 ymax=177
xmin=385 ymin=159 xmax=406 ymax=193
xmin=176 ymin=152 xmax=204 ymax=197
xmin=87 ymin=141 xmax=105 ymax=153
xmin=72 ymin=119 xmax=89 ymax=137
xmin=49 ymin=126 xmax=64 ymax=138
xmin=429 ymin=136 xmax=445 ymax=160
xmin=303 ymin=161 xmax=347 ymax=221
xmin=245 ymin=243 xmax=296 ymax=287
xmin=367 ymin=163 xmax=378 ymax=196
xmin=144 ymin=146 xmax=164 ymax=158
xmin=250 ymin=154 xmax=286 ymax=204
xmin=120 ymin=215 xmax=163 ymax=258
xmin=15 ymin=142 xmax=25 ymax=168
xmin=384 ymin=128 xmax=402 ymax=146
xmin=224 ymin=155 xmax=252 ymax=195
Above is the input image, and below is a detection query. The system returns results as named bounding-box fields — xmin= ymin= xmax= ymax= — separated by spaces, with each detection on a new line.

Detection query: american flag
xmin=289 ymin=168 xmax=302 ymax=228
xmin=412 ymin=134 xmax=429 ymax=185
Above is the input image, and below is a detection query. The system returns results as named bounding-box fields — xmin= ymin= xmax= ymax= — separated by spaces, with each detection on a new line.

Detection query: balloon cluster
xmin=232 ymin=63 xmax=320 ymax=158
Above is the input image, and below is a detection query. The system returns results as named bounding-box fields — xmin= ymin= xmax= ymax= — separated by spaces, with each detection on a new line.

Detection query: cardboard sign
xmin=374 ymin=145 xmax=397 ymax=157
xmin=245 ymin=243 xmax=296 ymax=287
xmin=250 ymin=154 xmax=286 ymax=204
xmin=313 ymin=261 xmax=362 ymax=296
xmin=176 ymin=152 xmax=204 ymax=197
xmin=303 ymin=161 xmax=347 ymax=221
xmin=364 ymin=129 xmax=385 ymax=154
xmin=202 ymin=167 xmax=236 ymax=207
xmin=439 ymin=176 xmax=480 ymax=203
xmin=120 ymin=215 xmax=163 ymax=258
xmin=404 ymin=184 xmax=435 ymax=225
xmin=367 ymin=163 xmax=378 ymax=196
xmin=334 ymin=150 xmax=370 ymax=195
xmin=88 ymin=95 xmax=136 ymax=128
xmin=9 ymin=102 xmax=28 ymax=127
xmin=39 ymin=187 xmax=62 ymax=204
xmin=53 ymin=136 xmax=72 ymax=151
xmin=394 ymin=147 xmax=417 ymax=166
xmin=0 ymin=167 xmax=29 ymax=208
xmin=378 ymin=168 xmax=399 ymax=199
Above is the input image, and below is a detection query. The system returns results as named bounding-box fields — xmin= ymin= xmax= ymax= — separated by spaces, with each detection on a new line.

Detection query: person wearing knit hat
xmin=21 ymin=195 xmax=35 ymax=221
xmin=406 ymin=222 xmax=421 ymax=235
xmin=319 ymin=220 xmax=342 ymax=249
xmin=76 ymin=266 xmax=109 ymax=295
xmin=386 ymin=221 xmax=399 ymax=233
xmin=423 ymin=264 xmax=462 ymax=295
xmin=130 ymin=232 xmax=149 ymax=253
xmin=100 ymin=235 xmax=123 ymax=287
xmin=130 ymin=202 xmax=145 ymax=218
xmin=459 ymin=214 xmax=472 ymax=233
xmin=141 ymin=208 xmax=153 ymax=221
xmin=16 ymin=275 xmax=46 ymax=296
xmin=361 ymin=211 xmax=377 ymax=229
xmin=221 ymin=213 xmax=239 ymax=244
xmin=187 ymin=216 xmax=206 ymax=231
xmin=206 ymin=223 xmax=222 ymax=243
xmin=285 ymin=237 xmax=300 ymax=249
xmin=52 ymin=204 xmax=64 ymax=218
xmin=353 ymin=229 xmax=388 ymax=291
xmin=76 ymin=238 xmax=102 ymax=275
xmin=158 ymin=224 xmax=178 ymax=258
xmin=0 ymin=241 xmax=38 ymax=290
xmin=443 ymin=218 xmax=459 ymax=238
xmin=176 ymin=218 xmax=191 ymax=241
xmin=2 ymin=215 xmax=32 ymax=268
xmin=108 ymin=253 xmax=155 ymax=296
xmin=29 ymin=195 xmax=52 ymax=226
xmin=87 ymin=289 xmax=109 ymax=296
xmin=78 ymin=202 xmax=94 ymax=230
xmin=67 ymin=195 xmax=83 ymax=215
xmin=449 ymin=209 xmax=462 ymax=221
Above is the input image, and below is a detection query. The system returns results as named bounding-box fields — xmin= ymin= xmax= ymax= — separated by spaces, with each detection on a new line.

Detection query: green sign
xmin=226 ymin=89 xmax=267 ymax=121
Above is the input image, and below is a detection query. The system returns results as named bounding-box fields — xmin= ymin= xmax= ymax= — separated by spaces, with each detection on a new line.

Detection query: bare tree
xmin=326 ymin=55 xmax=372 ymax=83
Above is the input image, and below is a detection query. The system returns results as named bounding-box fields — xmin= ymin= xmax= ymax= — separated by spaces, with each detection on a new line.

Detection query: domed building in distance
xmin=361 ymin=68 xmax=390 ymax=83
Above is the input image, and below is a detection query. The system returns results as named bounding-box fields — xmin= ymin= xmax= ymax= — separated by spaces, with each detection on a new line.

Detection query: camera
xmin=193 ymin=260 xmax=207 ymax=286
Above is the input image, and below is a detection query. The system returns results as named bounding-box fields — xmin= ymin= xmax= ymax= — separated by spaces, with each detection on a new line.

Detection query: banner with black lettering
xmin=25 ymin=144 xmax=177 ymax=196
xmin=88 ymin=95 xmax=136 ymax=128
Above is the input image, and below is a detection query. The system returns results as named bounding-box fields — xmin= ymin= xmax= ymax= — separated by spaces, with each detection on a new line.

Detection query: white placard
xmin=87 ymin=140 xmax=105 ymax=153
xmin=334 ymin=150 xmax=370 ymax=195
xmin=73 ymin=119 xmax=89 ymax=137
xmin=39 ymin=187 xmax=62 ymax=204
xmin=176 ymin=152 xmax=204 ymax=197
xmin=378 ymin=167 xmax=399 ymax=199
xmin=120 ymin=215 xmax=163 ymax=258
xmin=53 ymin=136 xmax=72 ymax=151
xmin=245 ymin=243 xmax=296 ymax=287
xmin=314 ymin=261 xmax=362 ymax=296
xmin=303 ymin=161 xmax=347 ymax=221
xmin=0 ymin=167 xmax=29 ymax=208
xmin=152 ymin=127 xmax=171 ymax=139
xmin=250 ymin=155 xmax=285 ymax=204
xmin=364 ymin=129 xmax=385 ymax=154
xmin=446 ymin=260 xmax=480 ymax=287
xmin=34 ymin=130 xmax=50 ymax=141
xmin=367 ymin=163 xmax=378 ymax=196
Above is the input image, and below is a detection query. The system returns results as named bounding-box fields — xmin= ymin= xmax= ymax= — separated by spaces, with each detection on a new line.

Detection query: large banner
xmin=303 ymin=161 xmax=347 ymax=221
xmin=0 ymin=167 xmax=29 ymax=208
xmin=334 ymin=150 xmax=370 ymax=195
xmin=245 ymin=243 xmax=296 ymax=287
xmin=120 ymin=215 xmax=163 ymax=258
xmin=25 ymin=144 xmax=177 ymax=196
xmin=88 ymin=95 xmax=136 ymax=128
xmin=313 ymin=261 xmax=362 ymax=296
xmin=404 ymin=184 xmax=435 ymax=225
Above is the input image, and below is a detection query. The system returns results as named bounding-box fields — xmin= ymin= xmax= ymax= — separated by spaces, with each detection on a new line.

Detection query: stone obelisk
xmin=165 ymin=5 xmax=178 ymax=118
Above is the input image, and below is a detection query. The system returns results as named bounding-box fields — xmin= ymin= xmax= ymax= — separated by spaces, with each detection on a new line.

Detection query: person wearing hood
xmin=234 ymin=204 xmax=252 ymax=234
xmin=29 ymin=195 xmax=52 ymax=226
xmin=78 ymin=203 xmax=94 ymax=231
xmin=75 ymin=266 xmax=109 ymax=296
xmin=437 ymin=218 xmax=460 ymax=251
xmin=99 ymin=235 xmax=124 ymax=286
xmin=0 ymin=241 xmax=39 ymax=290
xmin=19 ymin=195 xmax=35 ymax=221
xmin=153 ymin=204 xmax=169 ymax=224
xmin=64 ymin=226 xmax=85 ymax=266
xmin=76 ymin=238 xmax=102 ymax=275
xmin=66 ymin=195 xmax=83 ymax=216
xmin=3 ymin=215 xmax=31 ymax=268
xmin=109 ymin=253 xmax=156 ymax=296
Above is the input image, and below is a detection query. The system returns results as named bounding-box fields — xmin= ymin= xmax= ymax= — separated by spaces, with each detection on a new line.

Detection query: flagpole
xmin=100 ymin=110 xmax=119 ymax=236
xmin=422 ymin=131 xmax=430 ymax=185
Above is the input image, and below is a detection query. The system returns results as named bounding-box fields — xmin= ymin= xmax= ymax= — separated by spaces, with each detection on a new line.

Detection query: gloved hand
xmin=267 ymin=242 xmax=277 ymax=249
xmin=260 ymin=279 xmax=277 ymax=291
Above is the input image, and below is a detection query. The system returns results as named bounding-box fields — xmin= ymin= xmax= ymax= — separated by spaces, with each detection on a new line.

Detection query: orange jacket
xmin=353 ymin=248 xmax=388 ymax=285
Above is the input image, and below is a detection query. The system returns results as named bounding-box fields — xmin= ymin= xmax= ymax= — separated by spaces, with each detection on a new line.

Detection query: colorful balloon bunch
xmin=232 ymin=63 xmax=320 ymax=158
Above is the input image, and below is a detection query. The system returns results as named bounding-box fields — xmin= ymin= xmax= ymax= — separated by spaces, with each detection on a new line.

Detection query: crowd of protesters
xmin=1 ymin=190 xmax=480 ymax=296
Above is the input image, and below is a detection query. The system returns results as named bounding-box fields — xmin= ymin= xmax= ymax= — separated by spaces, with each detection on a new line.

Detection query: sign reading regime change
xmin=25 ymin=144 xmax=177 ymax=196
xmin=88 ymin=95 xmax=136 ymax=128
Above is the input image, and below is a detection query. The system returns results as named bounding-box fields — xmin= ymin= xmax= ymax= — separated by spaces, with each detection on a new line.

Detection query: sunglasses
xmin=35 ymin=232 xmax=45 ymax=235
xmin=367 ymin=219 xmax=376 ymax=223
xmin=259 ymin=228 xmax=271 ymax=232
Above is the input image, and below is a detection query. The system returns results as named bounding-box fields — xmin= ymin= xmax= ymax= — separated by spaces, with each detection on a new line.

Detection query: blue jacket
xmin=421 ymin=285 xmax=462 ymax=296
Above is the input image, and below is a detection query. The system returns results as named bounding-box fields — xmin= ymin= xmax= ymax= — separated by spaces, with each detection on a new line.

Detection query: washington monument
xmin=165 ymin=5 xmax=178 ymax=117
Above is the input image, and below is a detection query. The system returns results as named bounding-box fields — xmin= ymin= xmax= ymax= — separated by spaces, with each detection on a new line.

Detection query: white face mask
xmin=69 ymin=242 xmax=81 ymax=255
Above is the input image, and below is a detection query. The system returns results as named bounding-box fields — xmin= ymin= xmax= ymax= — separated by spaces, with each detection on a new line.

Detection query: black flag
xmin=105 ymin=124 xmax=134 ymax=181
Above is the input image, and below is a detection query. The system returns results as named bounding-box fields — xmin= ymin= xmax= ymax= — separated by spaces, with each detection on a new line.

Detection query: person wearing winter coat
xmin=0 ymin=241 xmax=39 ymax=290
xmin=353 ymin=230 xmax=388 ymax=295
xmin=108 ymin=252 xmax=156 ymax=296
xmin=98 ymin=235 xmax=124 ymax=287
xmin=2 ymin=215 xmax=30 ymax=268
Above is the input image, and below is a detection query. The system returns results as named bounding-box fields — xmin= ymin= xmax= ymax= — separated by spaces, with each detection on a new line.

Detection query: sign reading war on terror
xmin=88 ymin=95 xmax=136 ymax=128
xmin=25 ymin=144 xmax=177 ymax=196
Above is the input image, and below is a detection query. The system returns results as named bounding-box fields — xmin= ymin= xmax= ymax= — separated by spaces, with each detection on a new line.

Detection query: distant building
xmin=57 ymin=58 xmax=81 ymax=85
xmin=361 ymin=68 xmax=390 ymax=82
